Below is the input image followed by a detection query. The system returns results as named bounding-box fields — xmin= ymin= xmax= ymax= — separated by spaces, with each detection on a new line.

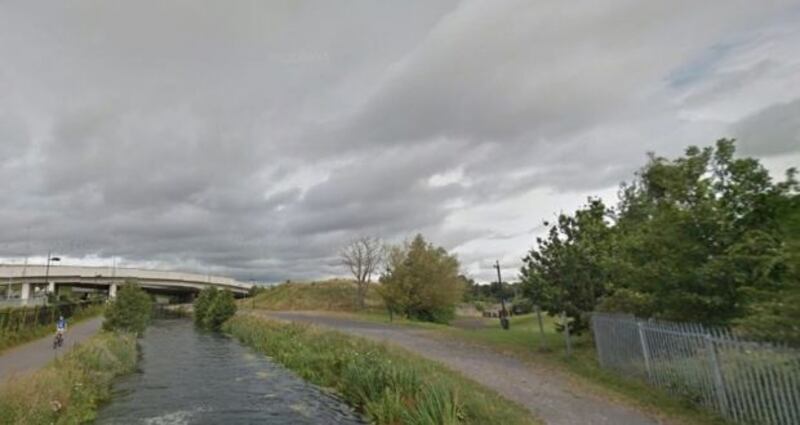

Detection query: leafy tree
xmin=520 ymin=198 xmax=612 ymax=334
xmin=521 ymin=139 xmax=799 ymax=343
xmin=378 ymin=234 xmax=464 ymax=323
xmin=103 ymin=282 xmax=153 ymax=335
xmin=605 ymin=140 xmax=798 ymax=325
xmin=193 ymin=287 xmax=237 ymax=330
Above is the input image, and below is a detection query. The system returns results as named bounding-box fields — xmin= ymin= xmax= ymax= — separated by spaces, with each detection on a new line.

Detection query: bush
xmin=511 ymin=297 xmax=533 ymax=315
xmin=193 ymin=288 xmax=237 ymax=330
xmin=379 ymin=234 xmax=464 ymax=324
xmin=102 ymin=282 xmax=153 ymax=336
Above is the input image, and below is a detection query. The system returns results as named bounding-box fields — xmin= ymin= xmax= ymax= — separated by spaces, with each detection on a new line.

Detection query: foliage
xmin=520 ymin=198 xmax=612 ymax=334
xmin=521 ymin=139 xmax=800 ymax=342
xmin=193 ymin=287 xmax=237 ymax=330
xmin=511 ymin=297 xmax=534 ymax=315
xmin=247 ymin=285 xmax=267 ymax=298
xmin=0 ymin=332 xmax=137 ymax=424
xmin=378 ymin=234 xmax=465 ymax=323
xmin=102 ymin=282 xmax=153 ymax=336
xmin=0 ymin=301 xmax=105 ymax=353
xmin=224 ymin=315 xmax=537 ymax=425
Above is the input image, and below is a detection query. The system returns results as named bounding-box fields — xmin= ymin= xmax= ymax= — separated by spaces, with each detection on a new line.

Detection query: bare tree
xmin=341 ymin=236 xmax=384 ymax=309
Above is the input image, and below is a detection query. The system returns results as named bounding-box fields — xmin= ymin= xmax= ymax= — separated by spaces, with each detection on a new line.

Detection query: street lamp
xmin=45 ymin=252 xmax=61 ymax=299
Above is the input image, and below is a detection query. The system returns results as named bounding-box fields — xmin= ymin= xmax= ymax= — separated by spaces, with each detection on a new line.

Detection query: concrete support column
xmin=109 ymin=283 xmax=118 ymax=299
xmin=21 ymin=283 xmax=31 ymax=300
xmin=47 ymin=281 xmax=56 ymax=294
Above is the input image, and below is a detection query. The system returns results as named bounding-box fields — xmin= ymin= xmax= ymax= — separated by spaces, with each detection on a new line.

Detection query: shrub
xmin=102 ymin=282 xmax=153 ymax=336
xmin=511 ymin=297 xmax=533 ymax=315
xmin=193 ymin=287 xmax=237 ymax=330
xmin=379 ymin=234 xmax=464 ymax=324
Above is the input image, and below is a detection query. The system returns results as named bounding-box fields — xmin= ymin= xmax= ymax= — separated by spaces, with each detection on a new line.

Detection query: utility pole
xmin=494 ymin=260 xmax=510 ymax=330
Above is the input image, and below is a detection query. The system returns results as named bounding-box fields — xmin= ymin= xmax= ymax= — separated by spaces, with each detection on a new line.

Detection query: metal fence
xmin=592 ymin=313 xmax=800 ymax=425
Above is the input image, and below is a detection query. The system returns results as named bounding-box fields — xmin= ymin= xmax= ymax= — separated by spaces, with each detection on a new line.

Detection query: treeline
xmin=520 ymin=140 xmax=799 ymax=344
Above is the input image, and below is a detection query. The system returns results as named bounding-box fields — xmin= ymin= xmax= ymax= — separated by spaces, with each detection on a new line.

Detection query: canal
xmin=96 ymin=319 xmax=365 ymax=424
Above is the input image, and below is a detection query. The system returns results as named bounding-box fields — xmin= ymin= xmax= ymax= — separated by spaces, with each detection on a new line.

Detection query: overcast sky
xmin=1 ymin=1 xmax=799 ymax=283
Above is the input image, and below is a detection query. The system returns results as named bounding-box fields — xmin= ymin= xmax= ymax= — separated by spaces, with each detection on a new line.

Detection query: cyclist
xmin=55 ymin=315 xmax=67 ymax=347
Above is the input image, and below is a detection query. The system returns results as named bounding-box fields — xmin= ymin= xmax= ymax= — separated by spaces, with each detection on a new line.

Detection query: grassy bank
xmin=361 ymin=313 xmax=728 ymax=425
xmin=224 ymin=315 xmax=539 ymax=425
xmin=248 ymin=279 xmax=384 ymax=312
xmin=0 ymin=303 xmax=106 ymax=354
xmin=0 ymin=331 xmax=137 ymax=424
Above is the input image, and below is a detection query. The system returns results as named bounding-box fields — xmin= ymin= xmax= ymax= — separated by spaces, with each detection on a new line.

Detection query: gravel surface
xmin=262 ymin=311 xmax=661 ymax=425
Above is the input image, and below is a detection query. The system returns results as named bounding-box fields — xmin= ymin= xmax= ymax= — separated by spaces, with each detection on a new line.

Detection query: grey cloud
xmin=0 ymin=1 xmax=797 ymax=283
xmin=733 ymin=98 xmax=800 ymax=157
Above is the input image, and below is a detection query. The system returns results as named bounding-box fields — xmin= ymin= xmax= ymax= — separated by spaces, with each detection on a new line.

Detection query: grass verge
xmin=224 ymin=315 xmax=539 ymax=425
xmin=0 ymin=331 xmax=137 ymax=424
xmin=362 ymin=312 xmax=729 ymax=425
xmin=0 ymin=304 xmax=106 ymax=354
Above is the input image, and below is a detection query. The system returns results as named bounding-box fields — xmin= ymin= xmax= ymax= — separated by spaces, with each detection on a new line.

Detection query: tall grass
xmin=0 ymin=331 xmax=137 ymax=424
xmin=224 ymin=315 xmax=538 ymax=425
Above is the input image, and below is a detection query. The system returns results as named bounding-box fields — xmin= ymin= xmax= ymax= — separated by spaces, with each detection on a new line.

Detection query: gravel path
xmin=0 ymin=317 xmax=104 ymax=385
xmin=262 ymin=311 xmax=660 ymax=425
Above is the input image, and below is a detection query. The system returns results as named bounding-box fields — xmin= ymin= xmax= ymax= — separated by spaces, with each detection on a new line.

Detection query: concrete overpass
xmin=0 ymin=264 xmax=253 ymax=304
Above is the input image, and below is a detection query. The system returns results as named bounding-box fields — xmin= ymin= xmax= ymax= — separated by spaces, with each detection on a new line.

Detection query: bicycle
xmin=53 ymin=332 xmax=64 ymax=349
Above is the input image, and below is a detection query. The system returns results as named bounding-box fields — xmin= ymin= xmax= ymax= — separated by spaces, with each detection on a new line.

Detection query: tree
xmin=340 ymin=236 xmax=384 ymax=309
xmin=378 ymin=234 xmax=464 ymax=323
xmin=604 ymin=140 xmax=798 ymax=325
xmin=520 ymin=139 xmax=799 ymax=343
xmin=520 ymin=199 xmax=612 ymax=334
xmin=103 ymin=281 xmax=153 ymax=336
xmin=193 ymin=287 xmax=238 ymax=330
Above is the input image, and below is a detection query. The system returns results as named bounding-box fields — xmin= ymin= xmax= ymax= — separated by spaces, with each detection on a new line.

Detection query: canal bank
xmin=96 ymin=319 xmax=364 ymax=424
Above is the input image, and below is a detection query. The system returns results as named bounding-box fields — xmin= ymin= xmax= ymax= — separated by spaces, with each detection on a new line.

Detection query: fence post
xmin=637 ymin=321 xmax=652 ymax=381
xmin=705 ymin=334 xmax=729 ymax=418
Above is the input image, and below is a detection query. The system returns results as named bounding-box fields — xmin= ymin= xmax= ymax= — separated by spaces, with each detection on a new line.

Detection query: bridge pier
xmin=20 ymin=283 xmax=31 ymax=303
xmin=109 ymin=283 xmax=118 ymax=299
xmin=47 ymin=281 xmax=56 ymax=294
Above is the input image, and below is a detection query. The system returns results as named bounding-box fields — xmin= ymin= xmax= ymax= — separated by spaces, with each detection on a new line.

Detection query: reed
xmin=224 ymin=315 xmax=538 ymax=425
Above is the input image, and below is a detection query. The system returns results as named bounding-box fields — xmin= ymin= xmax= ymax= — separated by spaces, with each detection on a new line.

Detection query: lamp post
xmin=45 ymin=252 xmax=60 ymax=299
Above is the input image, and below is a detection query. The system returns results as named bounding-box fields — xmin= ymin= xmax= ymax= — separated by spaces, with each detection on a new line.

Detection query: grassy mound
xmin=0 ymin=332 xmax=137 ymax=424
xmin=249 ymin=279 xmax=384 ymax=312
xmin=224 ymin=315 xmax=538 ymax=425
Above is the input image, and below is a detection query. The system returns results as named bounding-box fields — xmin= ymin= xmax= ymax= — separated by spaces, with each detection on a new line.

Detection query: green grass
xmin=247 ymin=279 xmax=385 ymax=312
xmin=243 ymin=278 xmax=729 ymax=424
xmin=224 ymin=315 xmax=540 ymax=425
xmin=361 ymin=312 xmax=730 ymax=425
xmin=0 ymin=304 xmax=106 ymax=354
xmin=0 ymin=331 xmax=137 ymax=424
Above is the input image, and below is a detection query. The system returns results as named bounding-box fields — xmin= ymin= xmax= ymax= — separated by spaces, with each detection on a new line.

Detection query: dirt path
xmin=262 ymin=311 xmax=660 ymax=425
xmin=0 ymin=317 xmax=104 ymax=384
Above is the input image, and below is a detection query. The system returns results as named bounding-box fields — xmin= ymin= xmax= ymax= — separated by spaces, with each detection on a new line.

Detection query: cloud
xmin=733 ymin=98 xmax=800 ymax=157
xmin=0 ymin=0 xmax=797 ymax=282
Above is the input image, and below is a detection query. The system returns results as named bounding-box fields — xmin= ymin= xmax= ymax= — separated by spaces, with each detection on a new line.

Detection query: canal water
xmin=96 ymin=319 xmax=365 ymax=424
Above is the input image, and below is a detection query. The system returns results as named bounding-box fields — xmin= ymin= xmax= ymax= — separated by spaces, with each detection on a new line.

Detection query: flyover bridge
xmin=0 ymin=264 xmax=253 ymax=304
